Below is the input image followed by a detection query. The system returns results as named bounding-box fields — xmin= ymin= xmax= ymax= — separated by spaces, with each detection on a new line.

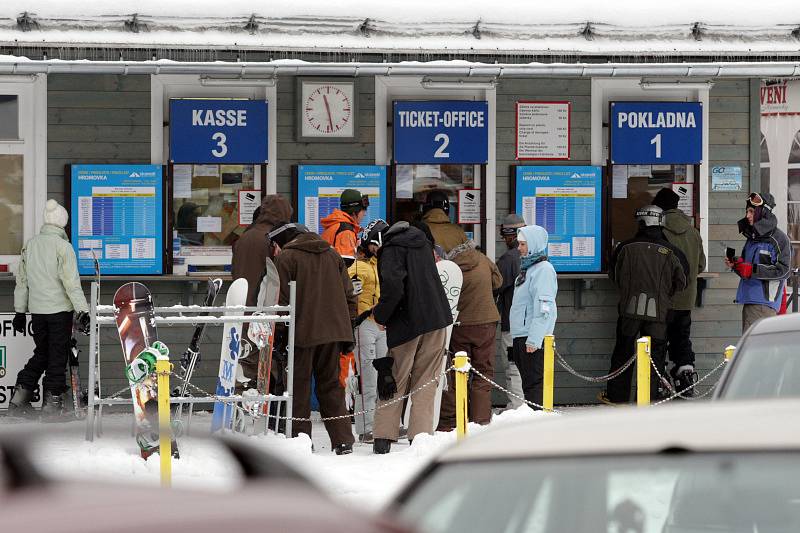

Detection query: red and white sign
xmin=457 ymin=188 xmax=481 ymax=224
xmin=761 ymin=80 xmax=800 ymax=116
xmin=516 ymin=101 xmax=570 ymax=160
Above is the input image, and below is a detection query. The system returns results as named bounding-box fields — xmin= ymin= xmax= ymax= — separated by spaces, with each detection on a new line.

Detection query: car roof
xmin=746 ymin=312 xmax=800 ymax=336
xmin=439 ymin=400 xmax=800 ymax=462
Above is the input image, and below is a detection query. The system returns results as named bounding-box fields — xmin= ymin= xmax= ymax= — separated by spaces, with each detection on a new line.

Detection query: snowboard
xmin=68 ymin=336 xmax=85 ymax=419
xmin=211 ymin=277 xmax=248 ymax=432
xmin=113 ymin=282 xmax=175 ymax=459
xmin=403 ymin=260 xmax=463 ymax=432
xmin=173 ymin=278 xmax=223 ymax=422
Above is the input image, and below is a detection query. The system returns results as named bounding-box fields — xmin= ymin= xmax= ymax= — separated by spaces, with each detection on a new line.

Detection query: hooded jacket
xmin=422 ymin=208 xmax=468 ymax=253
xmin=373 ymin=222 xmax=452 ymax=349
xmin=661 ymin=209 xmax=707 ymax=310
xmin=509 ymin=226 xmax=558 ymax=348
xmin=447 ymin=241 xmax=502 ymax=326
xmin=231 ymin=194 xmax=293 ymax=306
xmin=320 ymin=209 xmax=360 ymax=263
xmin=15 ymin=223 xmax=89 ymax=315
xmin=274 ymin=232 xmax=356 ymax=348
xmin=609 ymin=225 xmax=688 ymax=322
xmin=735 ymin=204 xmax=792 ymax=310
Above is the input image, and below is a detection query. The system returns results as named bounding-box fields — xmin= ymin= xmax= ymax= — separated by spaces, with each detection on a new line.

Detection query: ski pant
xmin=500 ymin=330 xmax=524 ymax=408
xmin=665 ymin=310 xmax=695 ymax=370
xmin=16 ymin=311 xmax=73 ymax=395
xmin=605 ymin=316 xmax=668 ymax=403
xmin=373 ymin=328 xmax=447 ymax=443
xmin=353 ymin=319 xmax=387 ymax=436
xmin=291 ymin=342 xmax=355 ymax=447
xmin=512 ymin=337 xmax=544 ymax=410
xmin=438 ymin=322 xmax=497 ymax=429
xmin=742 ymin=304 xmax=776 ymax=333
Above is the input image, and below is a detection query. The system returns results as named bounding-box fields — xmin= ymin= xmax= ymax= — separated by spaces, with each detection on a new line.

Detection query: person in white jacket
xmin=508 ymin=225 xmax=558 ymax=408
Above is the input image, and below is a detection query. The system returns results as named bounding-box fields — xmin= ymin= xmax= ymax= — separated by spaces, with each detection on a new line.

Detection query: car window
xmin=394 ymin=454 xmax=800 ymax=533
xmin=718 ymin=332 xmax=800 ymax=400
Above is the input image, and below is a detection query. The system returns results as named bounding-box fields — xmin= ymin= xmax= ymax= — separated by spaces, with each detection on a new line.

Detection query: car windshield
xmin=395 ymin=453 xmax=800 ymax=533
xmin=718 ymin=331 xmax=800 ymax=400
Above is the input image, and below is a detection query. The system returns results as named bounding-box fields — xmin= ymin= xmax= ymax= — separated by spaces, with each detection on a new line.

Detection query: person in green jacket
xmin=653 ymin=188 xmax=707 ymax=397
xmin=9 ymin=199 xmax=90 ymax=419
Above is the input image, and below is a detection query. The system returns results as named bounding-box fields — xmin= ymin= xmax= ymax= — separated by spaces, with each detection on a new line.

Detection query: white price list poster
xmin=516 ymin=101 xmax=570 ymax=160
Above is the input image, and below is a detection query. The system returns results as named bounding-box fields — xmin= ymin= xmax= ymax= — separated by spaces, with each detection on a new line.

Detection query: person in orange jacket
xmin=321 ymin=189 xmax=369 ymax=267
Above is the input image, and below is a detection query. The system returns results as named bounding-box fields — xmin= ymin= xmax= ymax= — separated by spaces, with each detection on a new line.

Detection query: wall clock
xmin=297 ymin=78 xmax=358 ymax=141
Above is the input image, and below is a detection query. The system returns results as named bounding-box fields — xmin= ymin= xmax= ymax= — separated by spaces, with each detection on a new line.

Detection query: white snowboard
xmin=211 ymin=277 xmax=248 ymax=432
xmin=403 ymin=259 xmax=463 ymax=432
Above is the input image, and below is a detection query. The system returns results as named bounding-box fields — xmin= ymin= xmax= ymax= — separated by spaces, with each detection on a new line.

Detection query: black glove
xmin=75 ymin=311 xmax=91 ymax=335
xmin=372 ymin=357 xmax=397 ymax=401
xmin=353 ymin=309 xmax=372 ymax=329
xmin=12 ymin=312 xmax=26 ymax=334
xmin=342 ymin=341 xmax=356 ymax=354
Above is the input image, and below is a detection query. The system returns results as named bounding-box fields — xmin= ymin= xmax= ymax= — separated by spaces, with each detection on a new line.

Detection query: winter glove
xmin=12 ymin=312 xmax=26 ymax=334
xmin=353 ymin=309 xmax=372 ymax=329
xmin=74 ymin=311 xmax=91 ymax=335
xmin=372 ymin=357 xmax=397 ymax=401
xmin=732 ymin=257 xmax=753 ymax=279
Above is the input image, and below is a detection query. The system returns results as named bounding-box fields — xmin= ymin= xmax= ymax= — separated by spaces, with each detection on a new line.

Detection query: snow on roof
xmin=2 ymin=0 xmax=800 ymax=55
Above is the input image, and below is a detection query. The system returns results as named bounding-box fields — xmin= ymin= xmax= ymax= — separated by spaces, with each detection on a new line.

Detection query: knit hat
xmin=500 ymin=213 xmax=526 ymax=236
xmin=653 ymin=188 xmax=680 ymax=211
xmin=44 ymin=199 xmax=69 ymax=228
xmin=340 ymin=189 xmax=369 ymax=214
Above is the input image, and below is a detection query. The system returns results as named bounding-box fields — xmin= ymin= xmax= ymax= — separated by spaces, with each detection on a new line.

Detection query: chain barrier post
xmin=724 ymin=345 xmax=736 ymax=361
xmin=636 ymin=337 xmax=651 ymax=407
xmin=454 ymin=351 xmax=469 ymax=439
xmin=156 ymin=354 xmax=172 ymax=488
xmin=543 ymin=335 xmax=555 ymax=412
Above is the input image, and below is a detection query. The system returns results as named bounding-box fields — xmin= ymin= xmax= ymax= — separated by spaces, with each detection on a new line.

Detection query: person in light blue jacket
xmin=509 ymin=225 xmax=558 ymax=409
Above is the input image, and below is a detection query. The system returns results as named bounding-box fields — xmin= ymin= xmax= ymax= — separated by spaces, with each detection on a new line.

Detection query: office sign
xmin=610 ymin=102 xmax=703 ymax=164
xmin=296 ymin=165 xmax=387 ymax=234
xmin=170 ymin=99 xmax=268 ymax=163
xmin=515 ymin=166 xmax=603 ymax=272
xmin=393 ymin=100 xmax=488 ymax=164
xmin=71 ymin=165 xmax=164 ymax=275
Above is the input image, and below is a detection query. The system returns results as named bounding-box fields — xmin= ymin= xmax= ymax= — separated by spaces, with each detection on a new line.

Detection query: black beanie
xmin=653 ymin=188 xmax=680 ymax=211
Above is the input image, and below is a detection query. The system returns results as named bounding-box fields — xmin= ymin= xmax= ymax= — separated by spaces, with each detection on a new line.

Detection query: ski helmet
xmin=361 ymin=219 xmax=389 ymax=248
xmin=634 ymin=205 xmax=664 ymax=227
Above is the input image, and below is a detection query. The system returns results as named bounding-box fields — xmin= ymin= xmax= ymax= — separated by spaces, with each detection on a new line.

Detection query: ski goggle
xmin=342 ymin=196 xmax=370 ymax=211
xmin=267 ymin=222 xmax=308 ymax=240
xmin=747 ymin=192 xmax=772 ymax=211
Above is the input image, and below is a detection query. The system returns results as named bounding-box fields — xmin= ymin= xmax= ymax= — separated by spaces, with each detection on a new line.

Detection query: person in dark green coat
xmin=653 ymin=188 xmax=707 ymax=397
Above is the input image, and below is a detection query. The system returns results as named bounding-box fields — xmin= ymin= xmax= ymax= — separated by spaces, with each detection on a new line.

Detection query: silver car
xmin=389 ymin=400 xmax=800 ymax=533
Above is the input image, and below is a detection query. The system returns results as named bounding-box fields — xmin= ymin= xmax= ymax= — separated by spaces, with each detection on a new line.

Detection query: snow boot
xmin=671 ymin=365 xmax=698 ymax=399
xmin=373 ymin=438 xmax=392 ymax=454
xmin=7 ymin=385 xmax=35 ymax=418
xmin=40 ymin=391 xmax=68 ymax=423
xmin=334 ymin=443 xmax=353 ymax=455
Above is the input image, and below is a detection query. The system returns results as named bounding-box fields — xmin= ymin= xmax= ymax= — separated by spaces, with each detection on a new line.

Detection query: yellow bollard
xmin=636 ymin=337 xmax=651 ymax=407
xmin=156 ymin=355 xmax=172 ymax=488
xmin=724 ymin=345 xmax=736 ymax=361
xmin=543 ymin=335 xmax=555 ymax=412
xmin=454 ymin=351 xmax=469 ymax=440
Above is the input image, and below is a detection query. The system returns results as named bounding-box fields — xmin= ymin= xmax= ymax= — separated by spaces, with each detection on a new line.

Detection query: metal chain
xmin=651 ymin=360 xmax=728 ymax=406
xmin=648 ymin=355 xmax=717 ymax=401
xmin=468 ymin=366 xmax=562 ymax=413
xmin=555 ymin=350 xmax=636 ymax=383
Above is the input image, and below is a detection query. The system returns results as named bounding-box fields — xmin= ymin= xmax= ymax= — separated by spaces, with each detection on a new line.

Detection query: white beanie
xmin=44 ymin=199 xmax=69 ymax=228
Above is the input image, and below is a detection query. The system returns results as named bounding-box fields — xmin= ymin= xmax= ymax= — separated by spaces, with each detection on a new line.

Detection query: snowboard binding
xmin=125 ymin=341 xmax=169 ymax=384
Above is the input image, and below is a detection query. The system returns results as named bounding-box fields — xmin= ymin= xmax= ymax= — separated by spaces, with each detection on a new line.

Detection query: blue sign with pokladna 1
xmin=296 ymin=165 xmax=387 ymax=234
xmin=610 ymin=102 xmax=702 ymax=164
xmin=170 ymin=99 xmax=268 ymax=164
xmin=70 ymin=165 xmax=163 ymax=275
xmin=393 ymin=100 xmax=488 ymax=164
xmin=515 ymin=166 xmax=603 ymax=272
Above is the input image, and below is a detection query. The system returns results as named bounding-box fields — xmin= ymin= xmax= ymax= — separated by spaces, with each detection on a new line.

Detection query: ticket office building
xmin=0 ymin=61 xmax=775 ymax=403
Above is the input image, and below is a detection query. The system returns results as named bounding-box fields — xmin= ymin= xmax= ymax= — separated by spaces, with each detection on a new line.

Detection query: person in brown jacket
xmin=231 ymin=194 xmax=293 ymax=382
xmin=437 ymin=241 xmax=503 ymax=429
xmin=421 ymin=190 xmax=467 ymax=253
xmin=269 ymin=222 xmax=357 ymax=455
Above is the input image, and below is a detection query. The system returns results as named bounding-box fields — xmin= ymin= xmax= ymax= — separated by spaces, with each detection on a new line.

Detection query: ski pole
xmin=156 ymin=354 xmax=172 ymax=488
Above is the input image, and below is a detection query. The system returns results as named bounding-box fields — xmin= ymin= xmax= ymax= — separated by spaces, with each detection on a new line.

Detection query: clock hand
xmin=323 ymin=94 xmax=334 ymax=131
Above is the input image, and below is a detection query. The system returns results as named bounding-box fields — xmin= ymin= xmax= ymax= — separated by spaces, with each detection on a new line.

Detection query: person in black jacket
xmin=370 ymin=221 xmax=452 ymax=454
xmin=601 ymin=205 xmax=688 ymax=405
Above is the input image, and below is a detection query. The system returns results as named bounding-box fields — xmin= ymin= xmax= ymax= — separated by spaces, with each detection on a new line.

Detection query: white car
xmin=389 ymin=400 xmax=800 ymax=533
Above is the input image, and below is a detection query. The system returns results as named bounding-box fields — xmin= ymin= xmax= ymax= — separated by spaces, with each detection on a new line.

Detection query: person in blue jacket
xmin=509 ymin=225 xmax=558 ymax=408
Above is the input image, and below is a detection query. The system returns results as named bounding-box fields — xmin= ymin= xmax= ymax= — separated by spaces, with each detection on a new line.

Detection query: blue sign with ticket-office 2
xmin=393 ymin=100 xmax=488 ymax=164
xmin=610 ymin=102 xmax=702 ymax=164
xmin=169 ymin=99 xmax=268 ymax=164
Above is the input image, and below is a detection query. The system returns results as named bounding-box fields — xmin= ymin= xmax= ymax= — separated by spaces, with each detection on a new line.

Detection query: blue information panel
xmin=515 ymin=166 xmax=603 ymax=272
xmin=170 ymin=99 xmax=268 ymax=164
xmin=70 ymin=165 xmax=163 ymax=275
xmin=296 ymin=165 xmax=387 ymax=234
xmin=393 ymin=100 xmax=488 ymax=164
xmin=610 ymin=102 xmax=703 ymax=164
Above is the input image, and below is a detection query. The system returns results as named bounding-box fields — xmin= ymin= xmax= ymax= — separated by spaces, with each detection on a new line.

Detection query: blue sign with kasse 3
xmin=610 ymin=102 xmax=702 ymax=164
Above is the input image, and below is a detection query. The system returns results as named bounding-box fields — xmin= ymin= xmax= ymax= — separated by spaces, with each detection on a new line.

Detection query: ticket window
xmin=609 ymin=164 xmax=697 ymax=246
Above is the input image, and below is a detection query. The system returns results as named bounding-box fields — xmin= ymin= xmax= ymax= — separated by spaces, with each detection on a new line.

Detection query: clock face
xmin=301 ymin=82 xmax=355 ymax=138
